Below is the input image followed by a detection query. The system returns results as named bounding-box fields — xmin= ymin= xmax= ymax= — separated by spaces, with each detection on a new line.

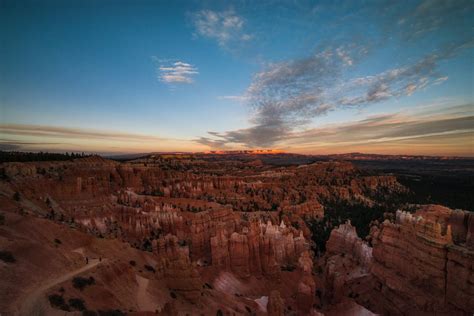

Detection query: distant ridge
xmin=203 ymin=149 xmax=285 ymax=154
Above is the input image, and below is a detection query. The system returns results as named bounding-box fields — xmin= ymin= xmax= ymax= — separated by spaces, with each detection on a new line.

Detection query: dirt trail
xmin=135 ymin=274 xmax=157 ymax=312
xmin=18 ymin=258 xmax=105 ymax=316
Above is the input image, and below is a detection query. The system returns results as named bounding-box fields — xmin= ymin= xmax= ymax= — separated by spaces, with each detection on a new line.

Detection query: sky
xmin=1 ymin=0 xmax=473 ymax=156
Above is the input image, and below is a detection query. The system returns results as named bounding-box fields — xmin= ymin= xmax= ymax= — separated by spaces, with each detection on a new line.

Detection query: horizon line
xmin=1 ymin=149 xmax=473 ymax=159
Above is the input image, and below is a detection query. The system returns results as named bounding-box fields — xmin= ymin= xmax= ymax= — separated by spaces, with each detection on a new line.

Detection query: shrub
xmin=54 ymin=238 xmax=62 ymax=245
xmin=48 ymin=294 xmax=69 ymax=311
xmin=97 ymin=310 xmax=126 ymax=316
xmin=129 ymin=260 xmax=136 ymax=266
xmin=144 ymin=264 xmax=155 ymax=273
xmin=170 ymin=291 xmax=177 ymax=299
xmin=69 ymin=298 xmax=86 ymax=311
xmin=151 ymin=189 xmax=164 ymax=197
xmin=72 ymin=276 xmax=95 ymax=290
xmin=281 ymin=264 xmax=296 ymax=272
xmin=291 ymin=221 xmax=300 ymax=229
xmin=13 ymin=192 xmax=20 ymax=201
xmin=0 ymin=250 xmax=16 ymax=263
xmin=0 ymin=213 xmax=4 ymax=225
xmin=82 ymin=311 xmax=98 ymax=316
xmin=141 ymin=238 xmax=152 ymax=252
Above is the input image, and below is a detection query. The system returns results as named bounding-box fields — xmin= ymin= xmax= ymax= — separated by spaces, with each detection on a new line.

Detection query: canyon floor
xmin=0 ymin=152 xmax=472 ymax=315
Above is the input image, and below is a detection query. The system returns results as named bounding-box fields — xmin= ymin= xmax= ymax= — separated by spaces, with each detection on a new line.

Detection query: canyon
xmin=0 ymin=152 xmax=472 ymax=315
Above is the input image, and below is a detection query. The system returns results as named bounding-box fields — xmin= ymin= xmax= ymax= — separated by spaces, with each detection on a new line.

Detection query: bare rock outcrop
xmin=210 ymin=219 xmax=309 ymax=278
xmin=153 ymin=234 xmax=203 ymax=302
xmin=322 ymin=206 xmax=474 ymax=315
xmin=369 ymin=206 xmax=474 ymax=314
xmin=267 ymin=290 xmax=285 ymax=316
xmin=323 ymin=221 xmax=373 ymax=304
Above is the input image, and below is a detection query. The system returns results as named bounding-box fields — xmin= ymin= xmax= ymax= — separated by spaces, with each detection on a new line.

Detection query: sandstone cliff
xmin=370 ymin=205 xmax=474 ymax=314
xmin=323 ymin=205 xmax=474 ymax=315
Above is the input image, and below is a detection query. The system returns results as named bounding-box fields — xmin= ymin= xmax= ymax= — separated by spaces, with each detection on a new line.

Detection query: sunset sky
xmin=1 ymin=0 xmax=473 ymax=156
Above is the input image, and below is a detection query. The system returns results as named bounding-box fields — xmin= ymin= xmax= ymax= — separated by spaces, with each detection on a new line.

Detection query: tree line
xmin=0 ymin=151 xmax=90 ymax=163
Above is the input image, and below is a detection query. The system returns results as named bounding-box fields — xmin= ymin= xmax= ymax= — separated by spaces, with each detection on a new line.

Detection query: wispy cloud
xmin=191 ymin=9 xmax=253 ymax=49
xmin=154 ymin=59 xmax=198 ymax=84
xmin=340 ymin=41 xmax=472 ymax=107
xmin=191 ymin=1 xmax=474 ymax=150
xmin=394 ymin=0 xmax=473 ymax=40
xmin=0 ymin=125 xmax=206 ymax=154
xmin=217 ymin=95 xmax=249 ymax=102
xmin=0 ymin=124 xmax=166 ymax=142
xmin=196 ymin=42 xmax=368 ymax=147
xmin=284 ymin=105 xmax=474 ymax=156
xmin=200 ymin=38 xmax=472 ymax=149
xmin=0 ymin=140 xmax=68 ymax=152
xmin=195 ymin=103 xmax=474 ymax=156
xmin=289 ymin=110 xmax=473 ymax=145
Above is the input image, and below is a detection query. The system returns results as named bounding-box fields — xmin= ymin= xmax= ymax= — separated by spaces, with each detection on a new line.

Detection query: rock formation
xmin=153 ymin=234 xmax=203 ymax=302
xmin=323 ymin=205 xmax=474 ymax=315
xmin=369 ymin=205 xmax=474 ymax=314
xmin=323 ymin=221 xmax=373 ymax=304
xmin=267 ymin=290 xmax=285 ymax=316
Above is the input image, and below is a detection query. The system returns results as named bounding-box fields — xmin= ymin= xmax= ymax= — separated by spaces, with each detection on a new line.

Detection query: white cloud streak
xmin=217 ymin=95 xmax=249 ymax=102
xmin=156 ymin=60 xmax=198 ymax=84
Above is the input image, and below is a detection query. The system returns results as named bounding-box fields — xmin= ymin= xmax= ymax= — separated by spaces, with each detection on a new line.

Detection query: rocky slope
xmin=322 ymin=205 xmax=474 ymax=315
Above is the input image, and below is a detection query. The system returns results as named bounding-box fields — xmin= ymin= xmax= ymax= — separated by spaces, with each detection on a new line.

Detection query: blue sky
xmin=1 ymin=0 xmax=473 ymax=155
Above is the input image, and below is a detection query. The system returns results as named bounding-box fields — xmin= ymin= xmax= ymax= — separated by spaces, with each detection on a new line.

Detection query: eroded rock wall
xmin=325 ymin=205 xmax=474 ymax=315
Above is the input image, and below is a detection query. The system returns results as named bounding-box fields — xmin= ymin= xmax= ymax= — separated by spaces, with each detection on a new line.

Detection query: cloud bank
xmin=197 ymin=40 xmax=471 ymax=149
